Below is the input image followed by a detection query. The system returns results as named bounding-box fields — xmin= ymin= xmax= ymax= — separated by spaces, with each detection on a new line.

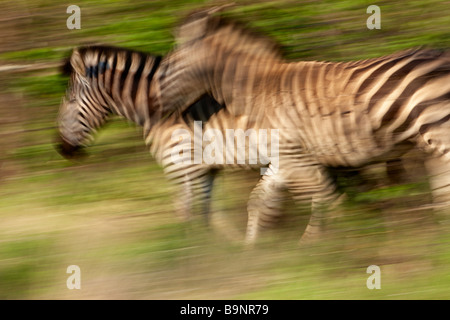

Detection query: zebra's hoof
xmin=298 ymin=233 xmax=321 ymax=247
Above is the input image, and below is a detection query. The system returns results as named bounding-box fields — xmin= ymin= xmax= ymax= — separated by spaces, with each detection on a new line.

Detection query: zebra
xmin=57 ymin=46 xmax=216 ymax=223
xmin=148 ymin=12 xmax=450 ymax=244
xmin=56 ymin=45 xmax=303 ymax=242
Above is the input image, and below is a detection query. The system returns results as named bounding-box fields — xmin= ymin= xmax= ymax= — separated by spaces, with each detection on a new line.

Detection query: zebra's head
xmin=56 ymin=49 xmax=110 ymax=159
xmin=175 ymin=10 xmax=282 ymax=59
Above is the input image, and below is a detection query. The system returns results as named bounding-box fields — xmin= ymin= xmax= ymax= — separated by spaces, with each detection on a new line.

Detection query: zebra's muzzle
xmin=55 ymin=136 xmax=87 ymax=160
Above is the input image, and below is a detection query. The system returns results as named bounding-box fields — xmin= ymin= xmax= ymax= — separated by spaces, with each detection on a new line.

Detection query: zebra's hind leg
xmin=245 ymin=160 xmax=339 ymax=246
xmin=417 ymin=123 xmax=450 ymax=221
xmin=424 ymin=155 xmax=450 ymax=211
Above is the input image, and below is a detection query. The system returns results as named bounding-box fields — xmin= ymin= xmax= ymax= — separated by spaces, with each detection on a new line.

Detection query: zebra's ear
xmin=206 ymin=3 xmax=235 ymax=15
xmin=175 ymin=4 xmax=234 ymax=45
xmin=175 ymin=13 xmax=209 ymax=45
xmin=70 ymin=49 xmax=86 ymax=76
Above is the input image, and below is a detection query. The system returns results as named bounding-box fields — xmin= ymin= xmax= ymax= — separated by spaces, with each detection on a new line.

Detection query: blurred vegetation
xmin=0 ymin=0 xmax=449 ymax=299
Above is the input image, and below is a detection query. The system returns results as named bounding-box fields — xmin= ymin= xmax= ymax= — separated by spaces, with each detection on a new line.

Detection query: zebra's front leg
xmin=167 ymin=165 xmax=216 ymax=223
xmin=245 ymin=165 xmax=288 ymax=246
xmin=196 ymin=169 xmax=217 ymax=225
xmin=282 ymin=160 xmax=340 ymax=245
xmin=172 ymin=173 xmax=195 ymax=222
xmin=299 ymin=192 xmax=340 ymax=245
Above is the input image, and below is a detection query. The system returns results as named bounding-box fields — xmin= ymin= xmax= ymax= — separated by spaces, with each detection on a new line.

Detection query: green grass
xmin=0 ymin=237 xmax=60 ymax=299
xmin=1 ymin=0 xmax=450 ymax=299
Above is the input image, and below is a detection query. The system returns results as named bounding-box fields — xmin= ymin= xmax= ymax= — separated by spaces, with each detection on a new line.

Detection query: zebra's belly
xmin=311 ymin=140 xmax=413 ymax=168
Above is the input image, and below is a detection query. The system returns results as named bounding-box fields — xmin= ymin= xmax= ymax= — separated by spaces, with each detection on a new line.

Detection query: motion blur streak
xmin=57 ymin=45 xmax=281 ymax=240
xmin=0 ymin=0 xmax=449 ymax=299
xmin=154 ymin=12 xmax=450 ymax=246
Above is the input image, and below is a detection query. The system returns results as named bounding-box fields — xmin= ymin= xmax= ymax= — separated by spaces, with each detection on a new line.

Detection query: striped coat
xmin=57 ymin=45 xmax=290 ymax=243
xmin=149 ymin=13 xmax=450 ymax=243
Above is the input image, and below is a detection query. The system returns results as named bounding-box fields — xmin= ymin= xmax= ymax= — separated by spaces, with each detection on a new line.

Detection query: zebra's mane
xmin=177 ymin=12 xmax=283 ymax=59
xmin=61 ymin=45 xmax=160 ymax=76
xmin=342 ymin=47 xmax=448 ymax=68
xmin=61 ymin=50 xmax=76 ymax=76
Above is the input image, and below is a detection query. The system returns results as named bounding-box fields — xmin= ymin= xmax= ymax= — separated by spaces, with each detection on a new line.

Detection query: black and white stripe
xmin=150 ymin=13 xmax=450 ymax=244
xmin=57 ymin=45 xmax=284 ymax=237
xmin=58 ymin=46 xmax=221 ymax=223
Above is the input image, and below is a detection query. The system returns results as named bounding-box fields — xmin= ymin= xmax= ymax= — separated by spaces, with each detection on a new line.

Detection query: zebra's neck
xmin=79 ymin=46 xmax=162 ymax=130
xmin=156 ymin=41 xmax=284 ymax=119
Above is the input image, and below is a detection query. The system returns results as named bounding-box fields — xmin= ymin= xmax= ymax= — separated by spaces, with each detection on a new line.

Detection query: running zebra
xmin=149 ymin=12 xmax=450 ymax=243
xmin=57 ymin=46 xmax=220 ymax=222
xmin=56 ymin=45 xmax=296 ymax=241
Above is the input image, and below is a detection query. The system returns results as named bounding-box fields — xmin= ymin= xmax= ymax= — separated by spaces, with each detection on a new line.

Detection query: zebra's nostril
xmin=54 ymin=136 xmax=87 ymax=160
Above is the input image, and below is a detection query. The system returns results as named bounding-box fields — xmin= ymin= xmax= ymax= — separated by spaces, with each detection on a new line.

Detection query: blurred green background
xmin=0 ymin=0 xmax=449 ymax=299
